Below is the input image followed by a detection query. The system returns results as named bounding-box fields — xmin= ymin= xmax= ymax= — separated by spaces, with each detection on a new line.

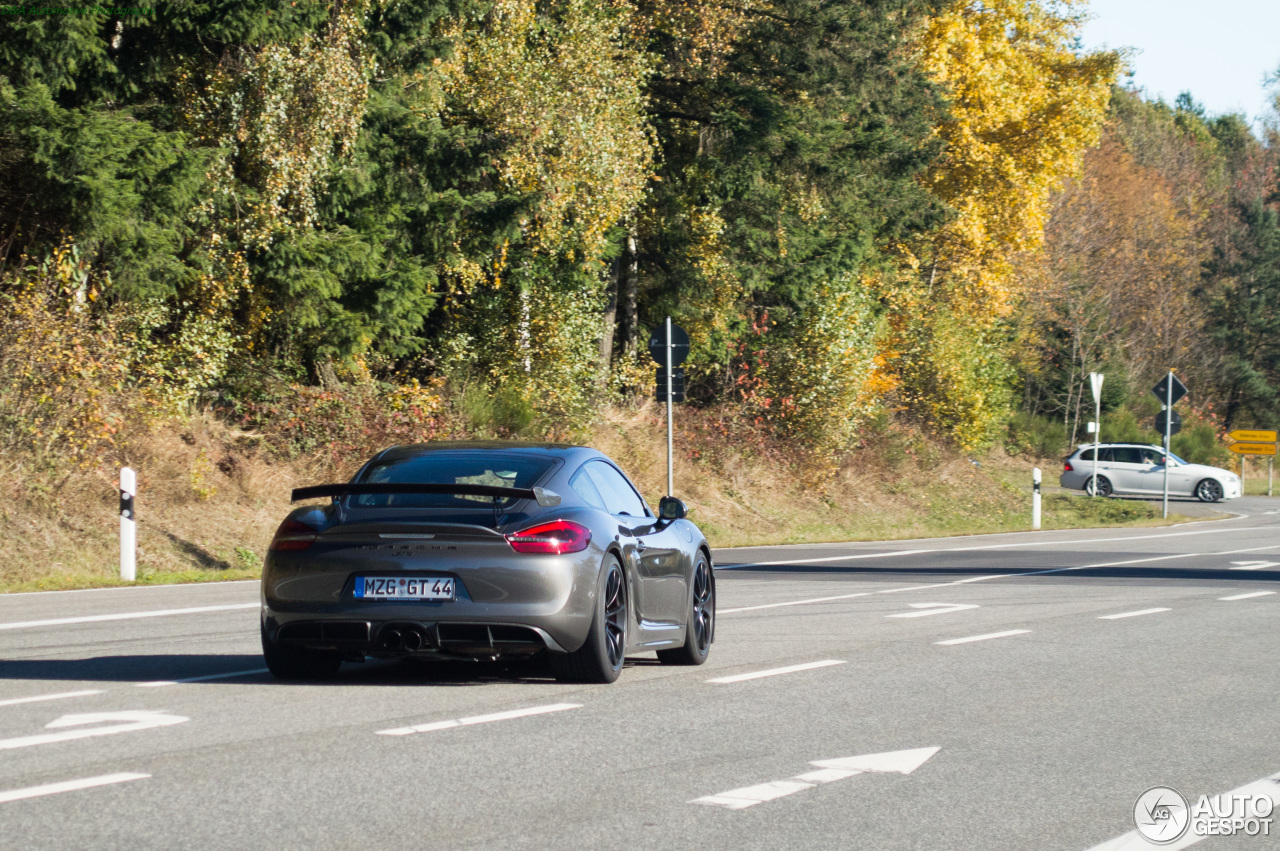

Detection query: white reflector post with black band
xmin=120 ymin=467 xmax=136 ymax=582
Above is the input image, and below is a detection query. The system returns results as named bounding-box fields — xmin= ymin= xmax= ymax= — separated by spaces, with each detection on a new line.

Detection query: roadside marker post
xmin=1032 ymin=467 xmax=1042 ymax=531
xmin=665 ymin=317 xmax=674 ymax=497
xmin=1089 ymin=372 xmax=1103 ymax=498
xmin=119 ymin=467 xmax=136 ymax=582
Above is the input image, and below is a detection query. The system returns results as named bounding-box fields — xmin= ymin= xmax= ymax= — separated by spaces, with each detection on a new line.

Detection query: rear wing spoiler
xmin=291 ymin=483 xmax=562 ymax=507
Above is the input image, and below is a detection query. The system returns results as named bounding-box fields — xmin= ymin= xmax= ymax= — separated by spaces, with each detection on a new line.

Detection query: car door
xmin=1103 ymin=446 xmax=1146 ymax=493
xmin=581 ymin=461 xmax=685 ymax=624
xmin=1128 ymin=447 xmax=1169 ymax=494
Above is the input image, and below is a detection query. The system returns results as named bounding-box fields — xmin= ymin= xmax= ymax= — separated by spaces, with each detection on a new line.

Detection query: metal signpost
xmin=1227 ymin=429 xmax=1278 ymax=496
xmin=649 ymin=319 xmax=689 ymax=497
xmin=1089 ymin=372 xmax=1104 ymax=498
xmin=1152 ymin=371 xmax=1188 ymax=519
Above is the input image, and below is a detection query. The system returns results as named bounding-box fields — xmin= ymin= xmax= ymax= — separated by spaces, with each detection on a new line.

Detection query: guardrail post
xmin=120 ymin=467 xmax=136 ymax=582
xmin=1032 ymin=467 xmax=1042 ymax=531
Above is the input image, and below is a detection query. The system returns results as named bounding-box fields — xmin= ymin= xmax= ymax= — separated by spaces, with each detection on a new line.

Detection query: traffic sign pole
xmin=665 ymin=316 xmax=674 ymax=497
xmin=1090 ymin=372 xmax=1103 ymax=499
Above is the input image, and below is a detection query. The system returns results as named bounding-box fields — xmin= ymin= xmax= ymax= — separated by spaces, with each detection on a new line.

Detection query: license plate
xmin=354 ymin=576 xmax=455 ymax=601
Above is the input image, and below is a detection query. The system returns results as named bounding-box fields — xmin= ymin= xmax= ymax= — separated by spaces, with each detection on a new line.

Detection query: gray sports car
xmin=260 ymin=442 xmax=714 ymax=683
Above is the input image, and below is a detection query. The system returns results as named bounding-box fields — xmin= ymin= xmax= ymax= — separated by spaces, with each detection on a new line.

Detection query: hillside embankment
xmin=0 ymin=401 xmax=1189 ymax=594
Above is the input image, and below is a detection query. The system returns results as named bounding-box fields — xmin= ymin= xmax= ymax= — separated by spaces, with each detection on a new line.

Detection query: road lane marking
xmin=0 ymin=773 xmax=150 ymax=805
xmin=376 ymin=702 xmax=581 ymax=736
xmin=0 ymin=711 xmax=188 ymax=751
xmin=1229 ymin=560 xmax=1280 ymax=570
xmin=935 ymin=630 xmax=1030 ymax=645
xmin=1 ymin=580 xmax=259 ymax=598
xmin=706 ymin=660 xmax=846 ymax=684
xmin=0 ymin=690 xmax=103 ymax=708
xmin=719 ymin=592 xmax=870 ymax=614
xmin=1098 ymin=608 xmax=1171 ymax=620
xmin=0 ymin=603 xmax=258 ymax=631
xmin=717 ymin=549 xmax=932 ymax=569
xmin=137 ymin=668 xmax=269 ymax=687
xmin=1219 ymin=591 xmax=1276 ymax=601
xmin=887 ymin=603 xmax=979 ymax=619
xmin=693 ymin=747 xmax=939 ymax=810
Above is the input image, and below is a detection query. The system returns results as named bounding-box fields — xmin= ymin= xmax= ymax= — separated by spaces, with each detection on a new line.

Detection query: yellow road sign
xmin=1228 ymin=429 xmax=1278 ymax=443
xmin=1228 ymin=442 xmax=1278 ymax=456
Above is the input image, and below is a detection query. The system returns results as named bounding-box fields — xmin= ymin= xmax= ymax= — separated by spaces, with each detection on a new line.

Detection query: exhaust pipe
xmin=380 ymin=628 xmax=403 ymax=651
xmin=402 ymin=628 xmax=424 ymax=652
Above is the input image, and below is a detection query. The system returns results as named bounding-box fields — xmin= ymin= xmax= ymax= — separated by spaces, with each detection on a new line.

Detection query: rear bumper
xmin=1059 ymin=471 xmax=1090 ymax=490
xmin=260 ymin=613 xmax=566 ymax=659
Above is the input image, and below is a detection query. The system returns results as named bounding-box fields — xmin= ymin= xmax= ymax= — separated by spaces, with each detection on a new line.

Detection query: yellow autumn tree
xmin=918 ymin=0 xmax=1119 ymax=318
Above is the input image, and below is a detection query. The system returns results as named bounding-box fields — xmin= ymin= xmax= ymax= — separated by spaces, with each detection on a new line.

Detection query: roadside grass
xmin=0 ymin=402 xmax=1201 ymax=593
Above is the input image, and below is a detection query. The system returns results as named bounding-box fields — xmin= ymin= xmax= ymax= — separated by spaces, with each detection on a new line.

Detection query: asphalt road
xmin=2 ymin=497 xmax=1279 ymax=849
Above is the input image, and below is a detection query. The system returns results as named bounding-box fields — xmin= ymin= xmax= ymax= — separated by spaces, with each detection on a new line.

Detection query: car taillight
xmin=505 ymin=520 xmax=591 ymax=555
xmin=1064 ymin=461 xmax=1073 ymax=472
xmin=269 ymin=517 xmax=318 ymax=552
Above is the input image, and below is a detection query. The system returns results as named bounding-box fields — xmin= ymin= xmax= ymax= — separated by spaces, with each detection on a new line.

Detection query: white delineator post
xmin=665 ymin=316 xmax=674 ymax=497
xmin=120 ymin=467 xmax=136 ymax=582
xmin=1032 ymin=467 xmax=1042 ymax=531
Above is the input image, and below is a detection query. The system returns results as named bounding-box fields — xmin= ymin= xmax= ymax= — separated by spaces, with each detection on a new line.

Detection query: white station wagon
xmin=1059 ymin=443 xmax=1242 ymax=503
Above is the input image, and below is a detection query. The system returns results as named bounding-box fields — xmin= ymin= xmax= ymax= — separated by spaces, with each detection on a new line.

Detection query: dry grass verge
xmin=0 ymin=401 xmax=1189 ymax=593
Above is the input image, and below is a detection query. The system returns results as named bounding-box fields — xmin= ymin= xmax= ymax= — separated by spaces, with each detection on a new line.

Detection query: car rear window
xmin=351 ymin=453 xmax=556 ymax=508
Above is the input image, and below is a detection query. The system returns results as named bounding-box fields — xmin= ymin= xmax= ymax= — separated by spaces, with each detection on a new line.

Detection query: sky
xmin=1080 ymin=0 xmax=1280 ymax=122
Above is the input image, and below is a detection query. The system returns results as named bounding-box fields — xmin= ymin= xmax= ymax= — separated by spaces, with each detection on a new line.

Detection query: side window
xmin=584 ymin=461 xmax=649 ymax=517
xmin=1098 ymin=448 xmax=1115 ymax=463
xmin=1112 ymin=447 xmax=1142 ymax=464
xmin=1140 ymin=448 xmax=1165 ymax=465
xmin=1078 ymin=448 xmax=1095 ymax=462
xmin=569 ymin=466 xmax=608 ymax=510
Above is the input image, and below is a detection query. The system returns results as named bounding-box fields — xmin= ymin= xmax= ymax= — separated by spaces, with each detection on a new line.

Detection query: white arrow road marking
xmin=693 ymin=747 xmax=940 ymax=810
xmin=887 ymin=603 xmax=979 ymax=619
xmin=376 ymin=703 xmax=581 ymax=736
xmin=0 ymin=603 xmax=258 ymax=631
xmin=0 ymin=690 xmax=103 ymax=708
xmin=1219 ymin=590 xmax=1277 ymax=601
xmin=706 ymin=660 xmax=846 ymax=684
xmin=1085 ymin=768 xmax=1280 ymax=850
xmin=1229 ymin=561 xmax=1280 ymax=570
xmin=1098 ymin=608 xmax=1171 ymax=620
xmin=0 ymin=710 xmax=189 ymax=751
xmin=0 ymin=773 xmax=150 ymax=805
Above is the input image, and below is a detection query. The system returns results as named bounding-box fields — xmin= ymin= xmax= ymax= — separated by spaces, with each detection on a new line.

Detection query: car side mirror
xmin=658 ymin=496 xmax=686 ymax=521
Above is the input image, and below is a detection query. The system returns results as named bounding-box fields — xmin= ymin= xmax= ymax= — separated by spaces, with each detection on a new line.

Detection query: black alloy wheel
xmin=1086 ymin=475 xmax=1113 ymax=498
xmin=1196 ymin=479 xmax=1224 ymax=503
xmin=549 ymin=557 xmax=627 ymax=683
xmin=658 ymin=554 xmax=714 ymax=666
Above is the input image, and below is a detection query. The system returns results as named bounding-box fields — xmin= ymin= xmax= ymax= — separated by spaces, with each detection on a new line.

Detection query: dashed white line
xmin=719 ymin=592 xmax=870 ymax=614
xmin=376 ymin=702 xmax=581 ymax=736
xmin=706 ymin=660 xmax=846 ymax=684
xmin=935 ymin=630 xmax=1030 ymax=646
xmin=717 ymin=549 xmax=932 ymax=569
xmin=0 ymin=603 xmax=258 ymax=631
xmin=0 ymin=690 xmax=103 ymax=708
xmin=1219 ymin=590 xmax=1276 ymax=601
xmin=1098 ymin=608 xmax=1171 ymax=620
xmin=137 ymin=668 xmax=269 ymax=688
xmin=0 ymin=773 xmax=150 ymax=804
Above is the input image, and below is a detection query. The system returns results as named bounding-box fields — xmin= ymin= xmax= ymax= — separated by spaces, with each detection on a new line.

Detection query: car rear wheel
xmin=1196 ymin=479 xmax=1224 ymax=503
xmin=261 ymin=622 xmax=342 ymax=681
xmin=549 ymin=556 xmax=626 ymax=684
xmin=658 ymin=554 xmax=714 ymax=666
xmin=1085 ymin=475 xmax=1112 ymax=498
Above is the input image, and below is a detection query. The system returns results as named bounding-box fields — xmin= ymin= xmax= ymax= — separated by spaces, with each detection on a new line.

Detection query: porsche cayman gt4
xmin=260 ymin=442 xmax=715 ymax=683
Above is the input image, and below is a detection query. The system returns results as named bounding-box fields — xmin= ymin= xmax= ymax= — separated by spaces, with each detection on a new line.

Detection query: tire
xmin=1196 ymin=479 xmax=1224 ymax=503
xmin=1085 ymin=475 xmax=1112 ymax=498
xmin=261 ymin=622 xmax=342 ymax=681
xmin=549 ymin=556 xmax=627 ymax=684
xmin=658 ymin=553 xmax=714 ymax=666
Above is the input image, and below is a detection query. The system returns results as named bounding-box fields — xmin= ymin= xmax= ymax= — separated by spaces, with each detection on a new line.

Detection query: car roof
xmin=1075 ymin=443 xmax=1162 ymax=450
xmin=370 ymin=442 xmax=602 ymax=465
